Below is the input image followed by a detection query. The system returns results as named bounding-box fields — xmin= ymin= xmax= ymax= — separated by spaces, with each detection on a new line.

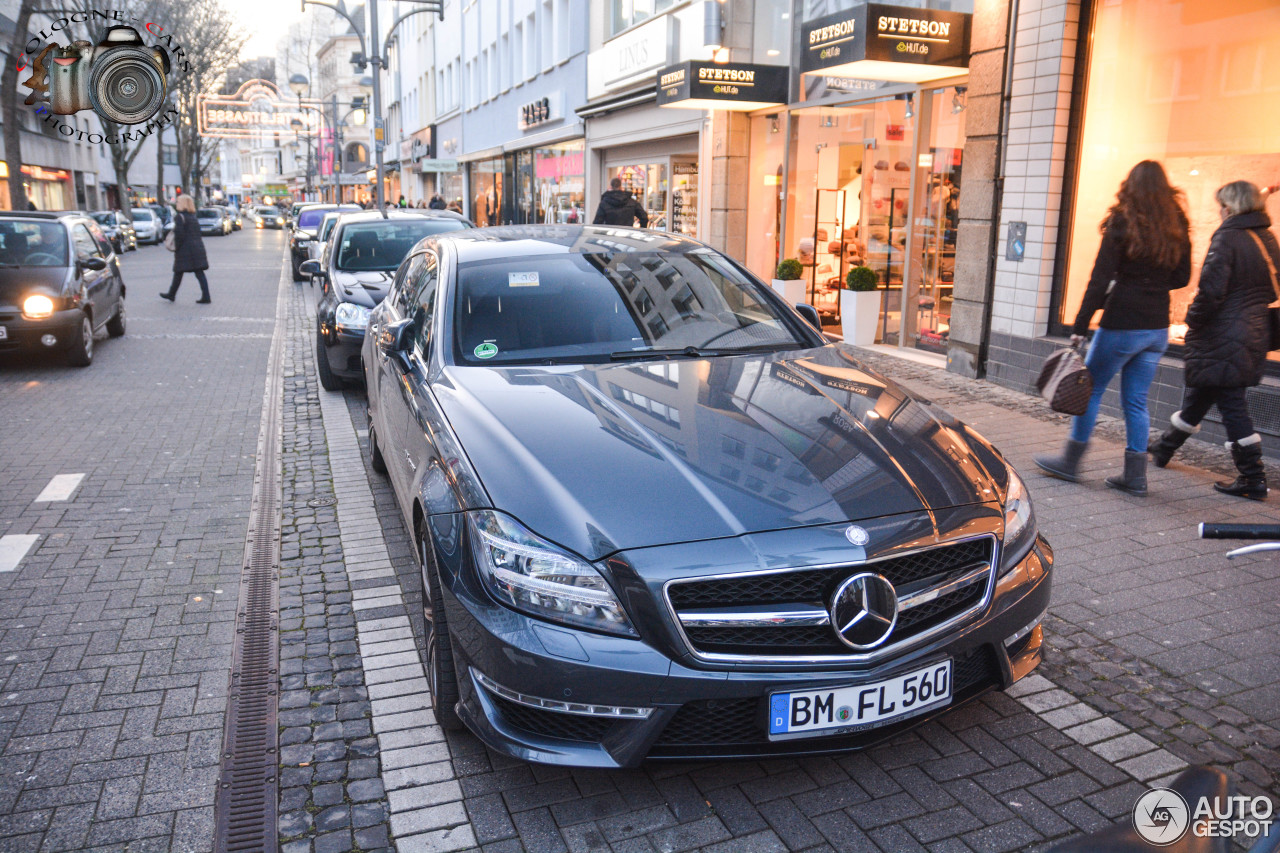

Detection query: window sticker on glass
xmin=508 ymin=272 xmax=539 ymax=287
xmin=474 ymin=341 xmax=498 ymax=359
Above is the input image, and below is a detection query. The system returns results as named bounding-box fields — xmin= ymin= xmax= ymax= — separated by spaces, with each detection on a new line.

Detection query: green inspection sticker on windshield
xmin=474 ymin=341 xmax=498 ymax=359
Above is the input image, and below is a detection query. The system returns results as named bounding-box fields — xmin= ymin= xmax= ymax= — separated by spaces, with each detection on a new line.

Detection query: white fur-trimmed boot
xmin=1213 ymin=434 xmax=1268 ymax=501
xmin=1149 ymin=411 xmax=1199 ymax=468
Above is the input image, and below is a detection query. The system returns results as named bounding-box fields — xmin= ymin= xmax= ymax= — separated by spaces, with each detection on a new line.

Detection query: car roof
xmin=0 ymin=211 xmax=73 ymax=222
xmin=336 ymin=209 xmax=471 ymax=225
xmin=434 ymin=224 xmax=705 ymax=264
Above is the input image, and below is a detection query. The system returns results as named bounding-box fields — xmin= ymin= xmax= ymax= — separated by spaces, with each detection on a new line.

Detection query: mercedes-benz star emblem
xmin=844 ymin=525 xmax=869 ymax=546
xmin=829 ymin=572 xmax=898 ymax=650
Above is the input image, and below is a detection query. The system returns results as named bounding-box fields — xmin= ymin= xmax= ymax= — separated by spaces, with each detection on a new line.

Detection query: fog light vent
xmin=1004 ymin=610 xmax=1045 ymax=649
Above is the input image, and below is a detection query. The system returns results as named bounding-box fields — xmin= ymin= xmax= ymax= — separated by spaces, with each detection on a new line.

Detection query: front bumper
xmin=0 ymin=306 xmax=83 ymax=352
xmin=441 ymin=525 xmax=1053 ymax=768
xmin=318 ymin=316 xmax=366 ymax=380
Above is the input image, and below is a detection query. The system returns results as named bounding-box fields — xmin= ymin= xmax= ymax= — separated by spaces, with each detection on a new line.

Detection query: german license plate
xmin=768 ymin=659 xmax=952 ymax=740
xmin=0 ymin=326 xmax=7 ymax=340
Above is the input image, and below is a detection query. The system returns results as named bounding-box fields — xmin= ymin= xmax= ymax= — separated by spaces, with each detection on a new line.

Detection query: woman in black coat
xmin=160 ymin=195 xmax=211 ymax=304
xmin=1149 ymin=181 xmax=1280 ymax=499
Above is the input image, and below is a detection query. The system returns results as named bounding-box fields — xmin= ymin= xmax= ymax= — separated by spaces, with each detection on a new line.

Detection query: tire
xmin=419 ymin=527 xmax=464 ymax=732
xmin=315 ymin=332 xmax=342 ymax=391
xmin=65 ymin=313 xmax=93 ymax=366
xmin=366 ymin=413 xmax=388 ymax=475
xmin=291 ymin=258 xmax=306 ymax=282
xmin=105 ymin=300 xmax=125 ymax=338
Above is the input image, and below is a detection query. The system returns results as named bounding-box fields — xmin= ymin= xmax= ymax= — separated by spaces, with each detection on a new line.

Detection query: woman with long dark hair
xmin=1148 ymin=181 xmax=1278 ymax=500
xmin=159 ymin=195 xmax=211 ymax=304
xmin=1035 ymin=160 xmax=1191 ymax=495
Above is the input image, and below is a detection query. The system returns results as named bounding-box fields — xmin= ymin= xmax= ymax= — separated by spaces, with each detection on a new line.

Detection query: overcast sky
xmin=225 ymin=0 xmax=305 ymax=61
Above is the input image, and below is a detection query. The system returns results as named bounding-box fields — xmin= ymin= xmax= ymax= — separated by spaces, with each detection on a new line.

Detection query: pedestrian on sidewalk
xmin=592 ymin=177 xmax=648 ymax=228
xmin=159 ymin=195 xmax=211 ymax=304
xmin=1148 ymin=180 xmax=1279 ymax=500
xmin=428 ymin=194 xmax=446 ymax=210
xmin=1035 ymin=160 xmax=1191 ymax=495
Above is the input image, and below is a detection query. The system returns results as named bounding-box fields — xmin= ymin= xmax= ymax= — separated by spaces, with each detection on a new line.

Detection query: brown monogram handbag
xmin=1036 ymin=342 xmax=1093 ymax=416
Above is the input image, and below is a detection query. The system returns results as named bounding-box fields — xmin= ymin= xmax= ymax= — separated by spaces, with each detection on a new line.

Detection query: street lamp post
xmin=300 ymin=0 xmax=443 ymax=209
xmin=288 ymin=74 xmax=319 ymax=202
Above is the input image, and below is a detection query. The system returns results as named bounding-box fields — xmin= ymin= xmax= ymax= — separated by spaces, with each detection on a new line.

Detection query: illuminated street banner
xmin=197 ymin=79 xmax=322 ymax=140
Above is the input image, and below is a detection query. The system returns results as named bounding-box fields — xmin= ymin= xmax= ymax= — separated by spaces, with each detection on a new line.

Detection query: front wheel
xmin=66 ymin=313 xmax=93 ymax=366
xmin=291 ymin=259 xmax=306 ymax=282
xmin=420 ymin=530 xmax=464 ymax=731
xmin=366 ymin=413 xmax=388 ymax=475
xmin=105 ymin=301 xmax=125 ymax=338
xmin=315 ymin=332 xmax=342 ymax=391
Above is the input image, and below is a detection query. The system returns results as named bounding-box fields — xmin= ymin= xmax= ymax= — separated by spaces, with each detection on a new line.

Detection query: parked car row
xmin=294 ymin=208 xmax=1052 ymax=771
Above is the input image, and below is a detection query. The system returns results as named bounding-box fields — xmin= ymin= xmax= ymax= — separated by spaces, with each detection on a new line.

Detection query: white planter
xmin=772 ymin=278 xmax=808 ymax=306
xmin=840 ymin=289 xmax=882 ymax=346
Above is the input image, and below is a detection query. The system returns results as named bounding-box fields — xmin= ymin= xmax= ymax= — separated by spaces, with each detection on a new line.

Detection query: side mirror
xmin=299 ymin=259 xmax=322 ymax=276
xmin=81 ymin=256 xmax=108 ymax=272
xmin=378 ymin=317 xmax=413 ymax=356
xmin=794 ymin=303 xmax=822 ymax=332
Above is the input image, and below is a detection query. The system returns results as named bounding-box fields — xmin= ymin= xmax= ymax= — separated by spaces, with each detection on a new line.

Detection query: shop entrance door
xmin=606 ymin=156 xmax=700 ymax=239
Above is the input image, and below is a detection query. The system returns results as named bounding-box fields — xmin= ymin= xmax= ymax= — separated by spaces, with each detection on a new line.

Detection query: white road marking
xmin=34 ymin=473 xmax=85 ymax=502
xmin=0 ymin=535 xmax=40 ymax=573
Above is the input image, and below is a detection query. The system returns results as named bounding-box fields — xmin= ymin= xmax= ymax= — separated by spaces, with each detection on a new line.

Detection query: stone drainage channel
xmin=211 ymin=255 xmax=1263 ymax=853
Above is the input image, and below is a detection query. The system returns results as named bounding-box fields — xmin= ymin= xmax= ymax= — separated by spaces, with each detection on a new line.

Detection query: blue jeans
xmin=1069 ymin=327 xmax=1168 ymax=452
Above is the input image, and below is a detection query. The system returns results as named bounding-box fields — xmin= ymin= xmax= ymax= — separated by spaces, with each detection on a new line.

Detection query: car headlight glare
xmin=468 ymin=510 xmax=636 ymax=637
xmin=22 ymin=294 xmax=55 ymax=319
xmin=999 ymin=464 xmax=1037 ymax=576
xmin=334 ymin=302 xmax=371 ymax=330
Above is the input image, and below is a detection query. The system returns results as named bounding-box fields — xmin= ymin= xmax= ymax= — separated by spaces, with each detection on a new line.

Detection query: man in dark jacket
xmin=1149 ymin=180 xmax=1279 ymax=499
xmin=593 ymin=178 xmax=648 ymax=227
xmin=428 ymin=194 xmax=446 ymax=210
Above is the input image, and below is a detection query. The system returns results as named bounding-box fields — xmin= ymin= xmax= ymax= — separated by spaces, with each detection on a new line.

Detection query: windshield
xmin=130 ymin=210 xmax=154 ymax=222
xmin=91 ymin=213 xmax=114 ymax=225
xmin=319 ymin=216 xmax=340 ymax=242
xmin=197 ymin=209 xmax=219 ymax=220
xmin=296 ymin=208 xmax=331 ymax=229
xmin=256 ymin=207 xmax=276 ymax=216
xmin=0 ymin=222 xmax=68 ymax=267
xmin=453 ymin=249 xmax=807 ymax=365
xmin=335 ymin=219 xmax=468 ymax=271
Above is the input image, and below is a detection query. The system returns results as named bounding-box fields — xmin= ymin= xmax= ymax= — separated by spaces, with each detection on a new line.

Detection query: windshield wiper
xmin=610 ymin=342 xmax=796 ymax=361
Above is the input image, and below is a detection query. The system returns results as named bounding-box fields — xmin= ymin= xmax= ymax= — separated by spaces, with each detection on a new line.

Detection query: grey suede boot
xmin=1034 ymin=439 xmax=1088 ymax=482
xmin=1106 ymin=450 xmax=1148 ymax=496
xmin=1149 ymin=410 xmax=1198 ymax=468
xmin=1214 ymin=435 xmax=1268 ymax=500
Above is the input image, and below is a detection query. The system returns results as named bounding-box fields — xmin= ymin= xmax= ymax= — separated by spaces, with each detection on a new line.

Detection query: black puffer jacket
xmin=1071 ymin=213 xmax=1191 ymax=334
xmin=1184 ymin=211 xmax=1280 ymax=388
xmin=592 ymin=190 xmax=648 ymax=227
xmin=171 ymin=211 xmax=208 ymax=273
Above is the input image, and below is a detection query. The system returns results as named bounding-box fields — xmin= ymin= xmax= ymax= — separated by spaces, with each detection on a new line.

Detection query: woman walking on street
xmin=1147 ymin=181 xmax=1279 ymax=500
xmin=159 ymin=195 xmax=211 ymax=304
xmin=1035 ymin=160 xmax=1191 ymax=495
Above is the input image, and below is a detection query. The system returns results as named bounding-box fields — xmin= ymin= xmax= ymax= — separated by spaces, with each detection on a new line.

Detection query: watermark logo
xmin=1132 ymin=788 xmax=1189 ymax=846
xmin=1133 ymin=787 xmax=1275 ymax=845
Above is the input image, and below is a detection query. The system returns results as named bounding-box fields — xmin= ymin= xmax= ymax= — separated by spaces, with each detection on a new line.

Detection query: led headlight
xmin=22 ymin=294 xmax=55 ymax=319
xmin=333 ymin=301 xmax=371 ymax=331
xmin=998 ymin=464 xmax=1037 ymax=576
xmin=468 ymin=510 xmax=637 ymax=637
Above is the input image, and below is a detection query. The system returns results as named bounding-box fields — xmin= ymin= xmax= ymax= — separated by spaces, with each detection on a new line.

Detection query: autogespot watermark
xmin=1133 ymin=787 xmax=1275 ymax=846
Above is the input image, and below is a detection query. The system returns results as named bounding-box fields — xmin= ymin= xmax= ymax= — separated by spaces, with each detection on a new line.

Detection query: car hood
xmin=435 ymin=345 xmax=1010 ymax=560
xmin=332 ymin=270 xmax=393 ymax=308
xmin=0 ymin=266 xmax=71 ymax=304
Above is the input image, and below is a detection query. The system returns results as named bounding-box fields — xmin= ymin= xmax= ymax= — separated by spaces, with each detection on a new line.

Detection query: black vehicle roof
xmin=335 ymin=209 xmax=471 ymax=226
xmin=436 ymin=224 xmax=705 ymax=264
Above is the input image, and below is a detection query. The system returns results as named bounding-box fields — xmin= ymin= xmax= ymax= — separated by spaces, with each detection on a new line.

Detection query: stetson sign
xmin=655 ymin=61 xmax=788 ymax=111
xmin=801 ymin=3 xmax=970 ymax=83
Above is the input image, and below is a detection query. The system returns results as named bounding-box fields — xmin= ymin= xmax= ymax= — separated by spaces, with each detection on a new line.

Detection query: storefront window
xmin=438 ymin=170 xmax=465 ymax=212
xmin=469 ymin=157 xmax=504 ymax=226
xmin=608 ymin=162 xmax=668 ymax=229
xmin=530 ymin=141 xmax=585 ymax=224
xmin=746 ymin=114 xmax=787 ymax=281
xmin=1062 ymin=0 xmax=1280 ymax=358
xmin=753 ymin=0 xmax=792 ymax=65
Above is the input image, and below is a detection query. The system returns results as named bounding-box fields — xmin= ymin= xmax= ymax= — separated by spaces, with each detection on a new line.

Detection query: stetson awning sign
xmin=655 ymin=61 xmax=788 ymax=111
xmin=801 ymin=3 xmax=971 ymax=83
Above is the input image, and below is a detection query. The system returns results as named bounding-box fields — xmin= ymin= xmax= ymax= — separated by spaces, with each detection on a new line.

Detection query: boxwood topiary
xmin=775 ymin=258 xmax=803 ymax=280
xmin=845 ymin=265 xmax=878 ymax=291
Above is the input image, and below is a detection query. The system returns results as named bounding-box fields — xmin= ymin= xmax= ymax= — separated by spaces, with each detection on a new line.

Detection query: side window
xmin=410 ymin=253 xmax=439 ymax=359
xmin=392 ymin=256 xmax=425 ymax=317
xmin=72 ymin=224 xmax=99 ymax=261
xmin=87 ymin=222 xmax=112 ymax=256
